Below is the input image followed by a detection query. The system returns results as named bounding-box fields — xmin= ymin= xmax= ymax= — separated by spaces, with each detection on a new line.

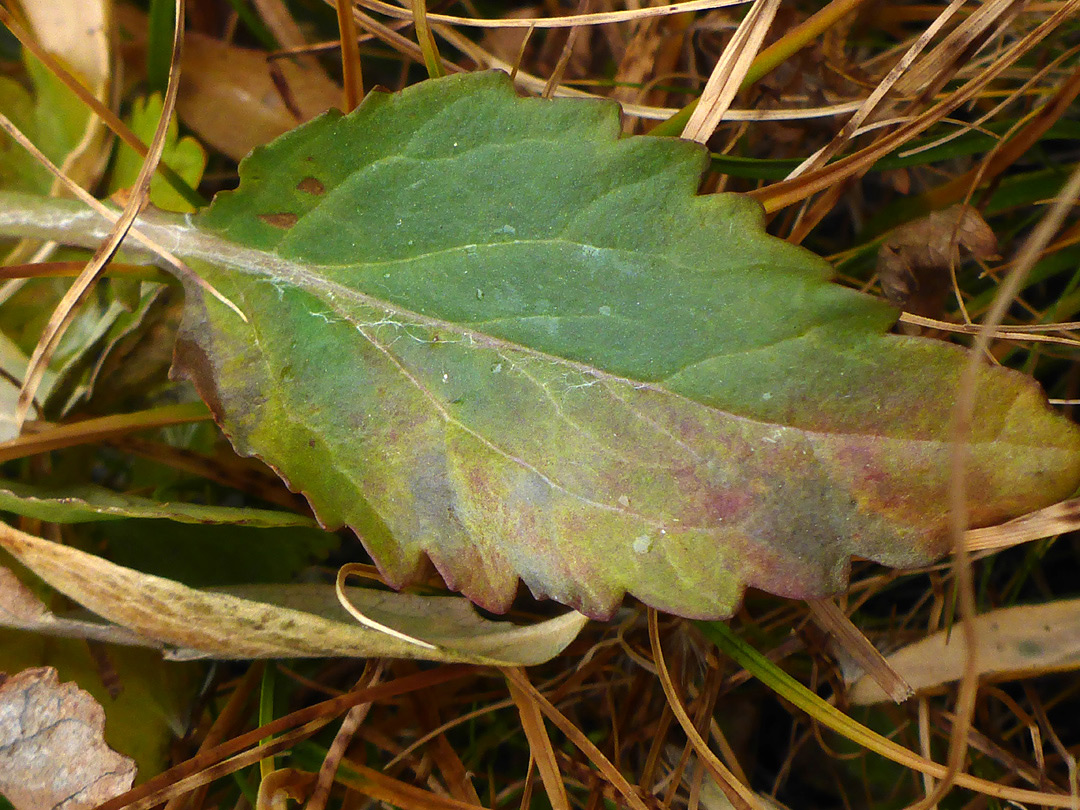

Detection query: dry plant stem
xmin=917 ymin=699 xmax=935 ymax=802
xmin=652 ymin=0 xmax=875 ymax=136
xmin=350 ymin=6 xmax=462 ymax=76
xmin=14 ymin=0 xmax=185 ymax=429
xmin=928 ymin=61 xmax=1080 ymax=210
xmin=897 ymin=313 xmax=1080 ymax=347
xmin=681 ymin=0 xmax=781 ymax=142
xmin=518 ymin=763 xmax=537 ymax=810
xmin=129 ymin=721 xmax=330 ymax=810
xmin=0 ymin=4 xmax=202 ymax=207
xmin=95 ymin=666 xmax=478 ymax=810
xmin=336 ymin=761 xmax=481 ymax=810
xmin=336 ymin=0 xmax=364 ymax=109
xmin=804 ymin=598 xmax=912 ymax=703
xmin=544 ymin=0 xmax=592 ymax=97
xmin=307 ymin=662 xmax=384 ymax=810
xmin=434 ymin=21 xmax=864 ymax=122
xmin=0 ymin=402 xmax=211 ymax=463
xmin=787 ymin=0 xmax=1001 ymax=244
xmin=898 ymin=41 xmax=1080 ymax=160
xmin=893 ymin=0 xmax=1022 ymax=100
xmin=751 ymin=0 xmax=1080 ymax=212
xmin=917 ymin=159 xmax=1080 ymax=810
xmin=352 ymin=0 xmax=748 ymax=28
xmin=501 ymin=667 xmax=651 ymax=810
xmin=647 ymin=610 xmax=763 ymax=810
xmin=163 ymin=663 xmax=267 ymax=810
xmin=785 ymin=0 xmax=968 ymax=180
xmin=384 ymin=698 xmax=517 ymax=769
xmin=503 ymin=667 xmax=571 ymax=810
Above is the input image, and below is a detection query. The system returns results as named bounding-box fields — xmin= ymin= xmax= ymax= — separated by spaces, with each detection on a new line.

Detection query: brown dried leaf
xmin=878 ymin=204 xmax=999 ymax=320
xmin=0 ymin=667 xmax=135 ymax=810
xmin=116 ymin=6 xmax=340 ymax=161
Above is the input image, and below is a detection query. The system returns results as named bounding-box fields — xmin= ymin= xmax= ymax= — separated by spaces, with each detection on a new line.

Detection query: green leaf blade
xmin=174 ymin=70 xmax=1080 ymax=618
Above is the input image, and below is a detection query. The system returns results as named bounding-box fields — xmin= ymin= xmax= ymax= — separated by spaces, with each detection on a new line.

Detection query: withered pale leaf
xmin=0 ymin=565 xmax=156 ymax=648
xmin=848 ymin=598 xmax=1080 ymax=704
xmin=0 ymin=523 xmax=585 ymax=665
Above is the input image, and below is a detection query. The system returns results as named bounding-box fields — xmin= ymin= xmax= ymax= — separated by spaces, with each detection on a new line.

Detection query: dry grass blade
xmin=336 ymin=761 xmax=485 ymax=810
xmin=434 ymin=23 xmax=865 ymax=122
xmin=307 ymin=662 xmax=383 ymax=810
xmin=543 ymin=0 xmax=591 ymax=97
xmin=925 ymin=157 xmax=1080 ymax=810
xmin=898 ymin=41 xmax=1080 ymax=160
xmin=897 ymin=314 xmax=1080 ymax=347
xmin=0 ymin=402 xmax=211 ymax=463
xmin=647 ymin=611 xmax=764 ymax=810
xmin=805 ymin=598 xmax=913 ymax=703
xmin=501 ymin=667 xmax=651 ymax=810
xmin=161 ymin=663 xmax=266 ymax=810
xmin=93 ymin=666 xmax=477 ymax=810
xmin=351 ymin=6 xmax=462 ymax=75
xmin=785 ymin=0 xmax=967 ymax=180
xmin=964 ymin=497 xmax=1080 ymax=551
xmin=892 ymin=0 xmax=1023 ymax=99
xmin=0 ymin=4 xmax=200 ymax=207
xmin=503 ymin=667 xmax=571 ymax=810
xmin=125 ymin=721 xmax=328 ymax=810
xmin=13 ymin=0 xmax=185 ymax=429
xmin=353 ymin=0 xmax=749 ymax=28
xmin=933 ymin=61 xmax=1080 ymax=209
xmin=681 ymin=0 xmax=781 ymax=143
xmin=751 ymin=0 xmax=1080 ymax=212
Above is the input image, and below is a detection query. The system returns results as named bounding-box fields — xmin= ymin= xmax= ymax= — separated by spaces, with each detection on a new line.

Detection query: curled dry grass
xmin=4 ymin=0 xmax=1080 ymax=807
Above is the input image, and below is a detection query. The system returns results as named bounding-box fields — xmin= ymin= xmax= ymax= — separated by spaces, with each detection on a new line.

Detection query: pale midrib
xmin=178 ymin=222 xmax=1029 ymax=451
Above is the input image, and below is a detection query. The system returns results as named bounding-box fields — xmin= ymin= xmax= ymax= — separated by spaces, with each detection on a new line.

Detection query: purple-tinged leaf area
xmin=173 ymin=71 xmax=1080 ymax=619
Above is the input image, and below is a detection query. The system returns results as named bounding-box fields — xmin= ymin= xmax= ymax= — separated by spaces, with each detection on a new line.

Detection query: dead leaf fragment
xmin=848 ymin=598 xmax=1080 ymax=704
xmin=0 ymin=565 xmax=159 ymax=648
xmin=0 ymin=523 xmax=585 ymax=664
xmin=116 ymin=6 xmax=341 ymax=160
xmin=18 ymin=0 xmax=112 ymax=191
xmin=0 ymin=667 xmax=135 ymax=810
xmin=878 ymin=204 xmax=999 ymax=322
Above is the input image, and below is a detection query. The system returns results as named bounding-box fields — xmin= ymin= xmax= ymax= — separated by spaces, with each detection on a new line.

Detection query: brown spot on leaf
xmin=258 ymin=212 xmax=299 ymax=229
xmin=296 ymin=176 xmax=325 ymax=195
